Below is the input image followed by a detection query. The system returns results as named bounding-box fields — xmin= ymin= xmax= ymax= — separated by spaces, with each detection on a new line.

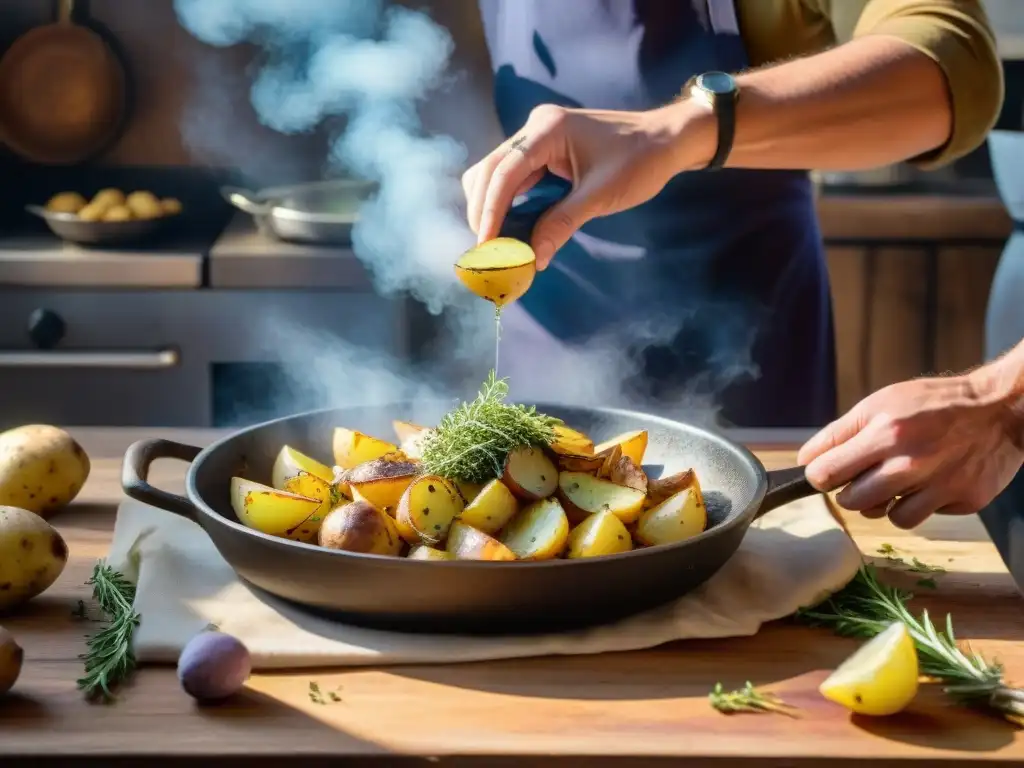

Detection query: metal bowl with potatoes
xmin=27 ymin=188 xmax=184 ymax=247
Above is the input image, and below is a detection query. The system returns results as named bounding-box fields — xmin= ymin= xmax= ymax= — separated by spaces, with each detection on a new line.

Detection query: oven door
xmin=0 ymin=290 xmax=410 ymax=429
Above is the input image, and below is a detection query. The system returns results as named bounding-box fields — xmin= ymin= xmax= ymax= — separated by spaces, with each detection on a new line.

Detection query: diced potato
xmin=407 ymin=544 xmax=455 ymax=561
xmin=272 ymin=445 xmax=335 ymax=487
xmin=455 ymin=480 xmax=487 ymax=504
xmin=502 ymin=445 xmax=557 ymax=501
xmin=270 ymin=454 xmax=342 ymax=543
xmin=550 ymin=425 xmax=594 ymax=457
xmin=567 ymin=510 xmax=633 ymax=559
xmin=318 ymin=500 xmax=403 ymax=556
xmin=597 ymin=444 xmax=622 ymax=479
xmin=332 ymin=427 xmax=398 ymax=470
xmin=454 ymin=237 xmax=536 ymax=306
xmin=392 ymin=420 xmax=428 ymax=444
xmin=634 ymin=486 xmax=707 ymax=547
xmin=395 ymin=475 xmax=464 ymax=545
xmin=646 ymin=469 xmax=700 ymax=507
xmin=230 ymin=477 xmax=322 ymax=542
xmin=606 ymin=454 xmax=648 ymax=493
xmin=459 ymin=478 xmax=519 ymax=535
xmin=344 ymin=455 xmax=418 ymax=516
xmin=555 ymin=452 xmax=605 ymax=474
xmin=556 ymin=471 xmax=647 ymax=525
xmin=501 ymin=498 xmax=569 ymax=561
xmin=446 ymin=521 xmax=517 ymax=561
xmin=594 ymin=430 xmax=648 ymax=466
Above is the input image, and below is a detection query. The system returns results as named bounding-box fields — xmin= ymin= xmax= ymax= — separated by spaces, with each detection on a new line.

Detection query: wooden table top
xmin=2 ymin=428 xmax=1023 ymax=766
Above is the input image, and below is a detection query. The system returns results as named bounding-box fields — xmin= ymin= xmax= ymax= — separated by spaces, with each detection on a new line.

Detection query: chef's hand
xmin=461 ymin=103 xmax=708 ymax=269
xmin=797 ymin=371 xmax=1024 ymax=529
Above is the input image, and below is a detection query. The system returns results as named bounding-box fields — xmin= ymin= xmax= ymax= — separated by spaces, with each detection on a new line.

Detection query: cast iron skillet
xmin=122 ymin=402 xmax=819 ymax=636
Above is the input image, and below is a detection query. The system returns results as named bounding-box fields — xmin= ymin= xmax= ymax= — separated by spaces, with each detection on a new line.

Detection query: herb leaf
xmin=709 ymin=681 xmax=797 ymax=716
xmin=796 ymin=565 xmax=1024 ymax=724
xmin=77 ymin=562 xmax=140 ymax=702
xmin=419 ymin=370 xmax=561 ymax=483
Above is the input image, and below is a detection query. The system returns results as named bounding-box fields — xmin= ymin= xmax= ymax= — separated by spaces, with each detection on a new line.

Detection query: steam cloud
xmin=174 ymin=0 xmax=758 ymax=428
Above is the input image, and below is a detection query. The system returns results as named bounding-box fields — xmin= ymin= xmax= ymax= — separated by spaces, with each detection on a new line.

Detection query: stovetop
xmin=0 ymin=164 xmax=370 ymax=290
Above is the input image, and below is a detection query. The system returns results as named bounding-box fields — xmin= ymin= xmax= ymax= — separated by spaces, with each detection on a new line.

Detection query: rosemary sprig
xmin=797 ymin=565 xmax=1024 ymax=724
xmin=419 ymin=370 xmax=561 ymax=483
xmin=709 ymin=681 xmax=797 ymax=716
xmin=76 ymin=561 xmax=140 ymax=703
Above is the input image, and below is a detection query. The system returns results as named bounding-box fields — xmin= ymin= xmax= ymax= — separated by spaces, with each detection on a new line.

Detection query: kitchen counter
xmin=2 ymin=427 xmax=1022 ymax=766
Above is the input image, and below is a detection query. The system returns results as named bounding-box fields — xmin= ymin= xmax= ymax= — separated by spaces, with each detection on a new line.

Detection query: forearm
xmin=972 ymin=339 xmax=1024 ymax=448
xmin=658 ymin=34 xmax=953 ymax=173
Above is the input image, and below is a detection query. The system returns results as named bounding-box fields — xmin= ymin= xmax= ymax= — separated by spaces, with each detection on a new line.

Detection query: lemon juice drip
xmin=494 ymin=305 xmax=502 ymax=375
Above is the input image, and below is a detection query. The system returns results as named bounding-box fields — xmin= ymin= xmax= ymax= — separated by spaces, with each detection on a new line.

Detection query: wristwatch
xmin=684 ymin=71 xmax=739 ymax=171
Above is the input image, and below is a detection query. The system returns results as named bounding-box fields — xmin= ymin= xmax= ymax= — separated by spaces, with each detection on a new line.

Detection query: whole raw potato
xmin=0 ymin=425 xmax=90 ymax=518
xmin=0 ymin=626 xmax=23 ymax=695
xmin=0 ymin=506 xmax=69 ymax=611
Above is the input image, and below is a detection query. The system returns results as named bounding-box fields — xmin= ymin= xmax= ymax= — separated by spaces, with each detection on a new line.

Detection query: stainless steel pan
xmin=221 ymin=179 xmax=377 ymax=246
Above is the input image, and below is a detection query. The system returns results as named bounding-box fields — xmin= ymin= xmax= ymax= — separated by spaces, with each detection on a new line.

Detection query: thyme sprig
xmin=76 ymin=561 xmax=140 ymax=703
xmin=709 ymin=681 xmax=797 ymax=716
xmin=419 ymin=370 xmax=561 ymax=483
xmin=797 ymin=565 xmax=1024 ymax=724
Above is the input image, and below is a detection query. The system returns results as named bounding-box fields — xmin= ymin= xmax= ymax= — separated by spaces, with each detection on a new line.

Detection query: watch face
xmin=698 ymin=71 xmax=735 ymax=96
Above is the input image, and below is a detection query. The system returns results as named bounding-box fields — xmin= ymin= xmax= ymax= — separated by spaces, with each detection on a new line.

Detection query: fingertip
xmin=534 ymin=241 xmax=555 ymax=270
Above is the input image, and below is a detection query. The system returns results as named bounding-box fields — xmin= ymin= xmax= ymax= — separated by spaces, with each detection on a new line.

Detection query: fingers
xmin=803 ymin=422 xmax=890 ymax=493
xmin=884 ymin=488 xmax=945 ymax=529
xmin=835 ymin=458 xmax=921 ymax=511
xmin=797 ymin=408 xmax=864 ymax=467
xmin=477 ymin=140 xmax=548 ymax=244
xmin=531 ymin=190 xmax=598 ymax=269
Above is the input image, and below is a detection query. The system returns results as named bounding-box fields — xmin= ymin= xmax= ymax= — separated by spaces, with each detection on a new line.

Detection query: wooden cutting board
xmin=0 ymin=428 xmax=1021 ymax=766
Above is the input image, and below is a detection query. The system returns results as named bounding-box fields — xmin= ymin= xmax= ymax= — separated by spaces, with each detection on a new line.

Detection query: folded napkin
xmin=107 ymin=495 xmax=862 ymax=669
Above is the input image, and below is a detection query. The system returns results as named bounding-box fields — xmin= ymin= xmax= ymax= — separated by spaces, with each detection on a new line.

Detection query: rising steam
xmin=174 ymin=0 xmax=758 ymax=428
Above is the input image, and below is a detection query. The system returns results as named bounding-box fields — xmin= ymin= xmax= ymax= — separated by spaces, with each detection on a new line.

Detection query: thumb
xmin=531 ymin=188 xmax=601 ymax=269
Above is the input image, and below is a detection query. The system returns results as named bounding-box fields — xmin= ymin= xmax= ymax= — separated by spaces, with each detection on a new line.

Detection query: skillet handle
xmin=122 ymin=438 xmax=202 ymax=520
xmin=221 ymin=186 xmax=272 ymax=216
xmin=756 ymin=466 xmax=819 ymax=518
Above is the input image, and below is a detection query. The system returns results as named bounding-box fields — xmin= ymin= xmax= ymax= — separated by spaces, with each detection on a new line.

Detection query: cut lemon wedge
xmin=819 ymin=621 xmax=919 ymax=716
xmin=454 ymin=237 xmax=536 ymax=306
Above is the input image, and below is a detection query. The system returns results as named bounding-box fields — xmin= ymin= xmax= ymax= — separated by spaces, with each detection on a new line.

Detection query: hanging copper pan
xmin=0 ymin=0 xmax=128 ymax=165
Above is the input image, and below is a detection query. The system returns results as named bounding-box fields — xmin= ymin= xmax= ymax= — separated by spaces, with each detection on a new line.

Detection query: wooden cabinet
xmin=820 ymin=193 xmax=1010 ymax=413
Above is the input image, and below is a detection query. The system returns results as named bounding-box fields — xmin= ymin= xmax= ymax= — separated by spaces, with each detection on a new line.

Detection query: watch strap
xmin=706 ymin=86 xmax=736 ymax=171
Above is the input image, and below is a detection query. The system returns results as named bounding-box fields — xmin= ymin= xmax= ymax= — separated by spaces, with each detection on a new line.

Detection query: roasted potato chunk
xmin=230 ymin=477 xmax=321 ymax=542
xmin=502 ymin=445 xmax=557 ymax=501
xmin=446 ymin=521 xmax=516 ymax=561
xmin=567 ymin=510 xmax=633 ymax=559
xmin=550 ymin=425 xmax=594 ymax=457
xmin=557 ymin=471 xmax=647 ymax=525
xmin=454 ymin=237 xmax=536 ymax=306
xmin=459 ymin=478 xmax=519 ymax=535
xmin=501 ymin=498 xmax=569 ymax=561
xmin=594 ymin=430 xmax=648 ymax=465
xmin=318 ymin=500 xmax=403 ymax=555
xmin=395 ymin=474 xmax=464 ymax=545
xmin=407 ymin=544 xmax=454 ymax=561
xmin=332 ymin=427 xmax=399 ymax=470
xmin=343 ymin=455 xmax=418 ymax=515
xmin=634 ymin=486 xmax=707 ymax=547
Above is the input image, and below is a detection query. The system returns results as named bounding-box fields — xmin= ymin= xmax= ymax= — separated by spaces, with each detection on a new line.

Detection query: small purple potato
xmin=177 ymin=631 xmax=251 ymax=702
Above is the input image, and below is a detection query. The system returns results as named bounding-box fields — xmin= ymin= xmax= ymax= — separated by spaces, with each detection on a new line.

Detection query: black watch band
xmin=687 ymin=72 xmax=739 ymax=171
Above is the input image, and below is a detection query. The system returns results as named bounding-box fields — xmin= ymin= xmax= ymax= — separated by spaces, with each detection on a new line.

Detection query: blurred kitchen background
xmin=0 ymin=0 xmax=1021 ymax=431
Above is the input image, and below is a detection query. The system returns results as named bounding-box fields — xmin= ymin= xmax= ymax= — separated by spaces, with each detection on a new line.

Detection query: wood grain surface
xmin=0 ymin=429 xmax=1022 ymax=766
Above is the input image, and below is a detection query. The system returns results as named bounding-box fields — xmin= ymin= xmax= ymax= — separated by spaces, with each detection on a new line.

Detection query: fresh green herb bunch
xmin=797 ymin=565 xmax=1024 ymax=724
xmin=420 ymin=370 xmax=562 ymax=484
xmin=77 ymin=561 xmax=140 ymax=703
xmin=709 ymin=681 xmax=797 ymax=716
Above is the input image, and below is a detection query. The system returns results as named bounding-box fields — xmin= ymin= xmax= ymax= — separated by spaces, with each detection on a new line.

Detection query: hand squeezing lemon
xmin=819 ymin=621 xmax=920 ymax=716
xmin=454 ymin=237 xmax=537 ymax=307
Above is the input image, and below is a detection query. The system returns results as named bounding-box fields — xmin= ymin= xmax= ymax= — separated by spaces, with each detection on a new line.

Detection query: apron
xmin=477 ymin=0 xmax=837 ymax=428
xmin=978 ymin=130 xmax=1024 ymax=593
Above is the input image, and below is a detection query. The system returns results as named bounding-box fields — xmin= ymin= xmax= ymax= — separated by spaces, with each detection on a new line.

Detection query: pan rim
xmin=184 ymin=401 xmax=769 ymax=569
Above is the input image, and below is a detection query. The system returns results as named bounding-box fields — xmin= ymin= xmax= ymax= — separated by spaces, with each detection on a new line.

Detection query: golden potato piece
xmin=607 ymin=454 xmax=648 ymax=493
xmin=556 ymin=471 xmax=647 ymax=525
xmin=501 ymin=445 xmax=557 ymax=501
xmin=332 ymin=427 xmax=398 ymax=470
xmin=594 ymin=430 xmax=648 ymax=466
xmin=77 ymin=202 xmax=107 ymax=222
xmin=229 ymin=477 xmax=321 ymax=541
xmin=550 ymin=425 xmax=594 ymax=457
xmin=344 ymin=455 xmax=418 ymax=515
xmin=160 ymin=197 xmax=183 ymax=215
xmin=125 ymin=190 xmax=163 ymax=219
xmin=45 ymin=191 xmax=87 ymax=214
xmin=272 ymin=445 xmax=335 ymax=487
xmin=634 ymin=486 xmax=707 ymax=547
xmin=567 ymin=510 xmax=633 ymax=559
xmin=459 ymin=478 xmax=519 ymax=535
xmin=445 ymin=521 xmax=516 ymax=561
xmin=318 ymin=500 xmax=403 ymax=556
xmin=101 ymin=205 xmax=133 ymax=222
xmin=454 ymin=237 xmax=536 ymax=306
xmin=555 ymin=452 xmax=605 ymax=474
xmin=92 ymin=188 xmax=125 ymax=208
xmin=395 ymin=474 xmax=464 ymax=545
xmin=455 ymin=480 xmax=486 ymax=504
xmin=646 ymin=469 xmax=700 ymax=507
xmin=407 ymin=544 xmax=454 ymax=561
xmin=501 ymin=498 xmax=569 ymax=561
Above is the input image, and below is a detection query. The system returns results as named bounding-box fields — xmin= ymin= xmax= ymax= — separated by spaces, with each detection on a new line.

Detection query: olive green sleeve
xmin=839 ymin=0 xmax=1005 ymax=168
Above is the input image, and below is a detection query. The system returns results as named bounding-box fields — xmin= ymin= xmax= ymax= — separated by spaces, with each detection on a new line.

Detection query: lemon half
xmin=819 ymin=621 xmax=920 ymax=716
